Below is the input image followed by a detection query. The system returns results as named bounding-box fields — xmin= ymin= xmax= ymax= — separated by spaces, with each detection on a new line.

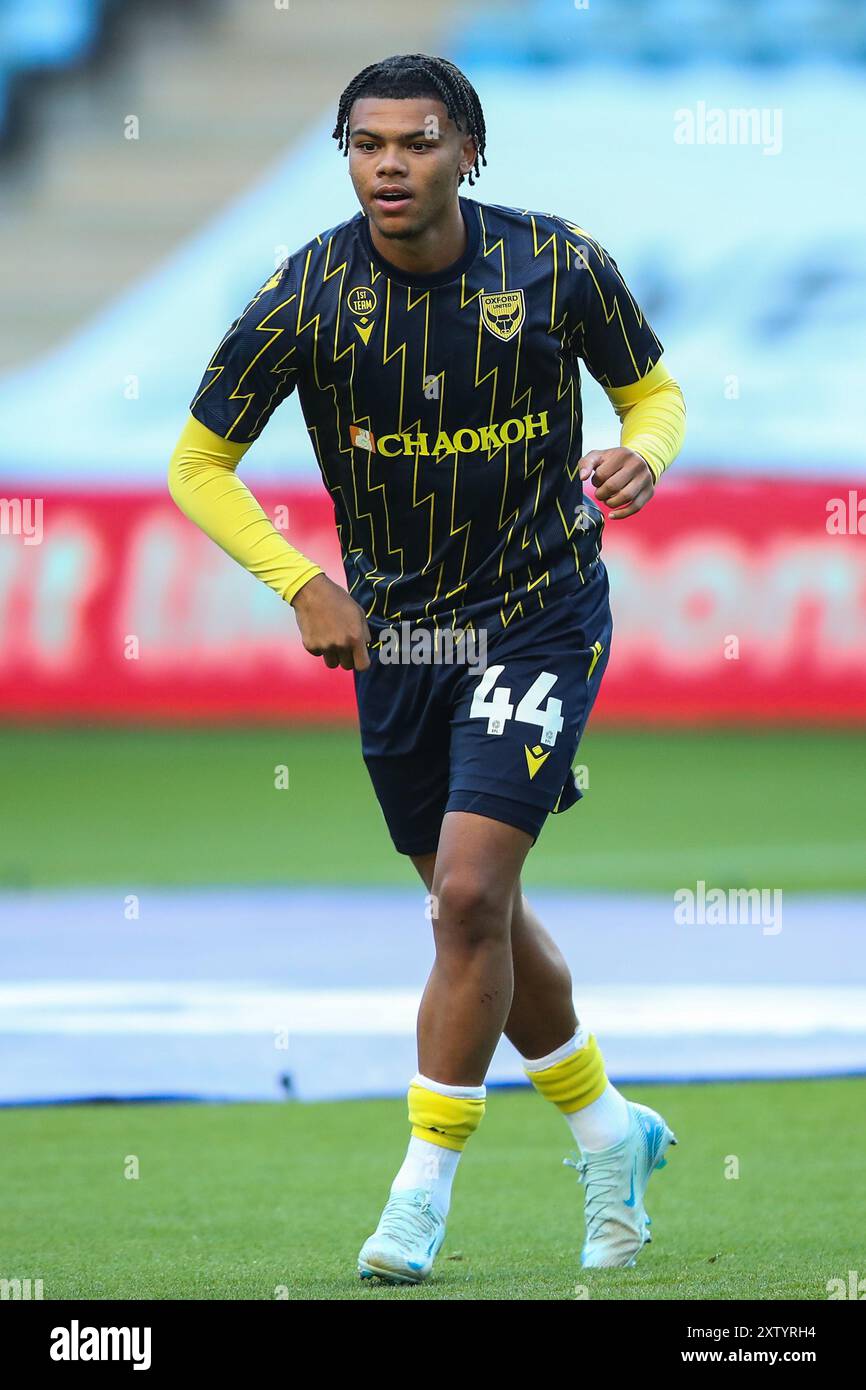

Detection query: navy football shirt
xmin=190 ymin=197 xmax=662 ymax=631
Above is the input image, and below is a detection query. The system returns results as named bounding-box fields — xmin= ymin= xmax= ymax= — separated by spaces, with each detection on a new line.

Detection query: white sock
xmin=391 ymin=1135 xmax=462 ymax=1217
xmin=522 ymin=1023 xmax=591 ymax=1073
xmin=565 ymin=1081 xmax=631 ymax=1152
xmin=390 ymin=1072 xmax=486 ymax=1218
xmin=522 ymin=1028 xmax=630 ymax=1154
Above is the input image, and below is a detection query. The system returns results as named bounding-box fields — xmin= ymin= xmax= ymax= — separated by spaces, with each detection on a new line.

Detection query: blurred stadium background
xmin=1 ymin=0 xmax=864 ymax=1121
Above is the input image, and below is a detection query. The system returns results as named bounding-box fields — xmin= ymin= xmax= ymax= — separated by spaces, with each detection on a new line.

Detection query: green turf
xmin=0 ymin=726 xmax=863 ymax=892
xmin=0 ymin=1078 xmax=860 ymax=1300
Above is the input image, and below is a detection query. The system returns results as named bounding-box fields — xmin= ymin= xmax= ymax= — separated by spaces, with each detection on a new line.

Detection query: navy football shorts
xmin=352 ymin=560 xmax=613 ymax=855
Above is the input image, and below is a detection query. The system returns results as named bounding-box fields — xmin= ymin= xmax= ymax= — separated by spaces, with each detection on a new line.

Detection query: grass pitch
xmin=1 ymin=726 xmax=862 ymax=1300
xmin=1 ymin=726 xmax=864 ymax=892
xmin=1 ymin=1078 xmax=861 ymax=1300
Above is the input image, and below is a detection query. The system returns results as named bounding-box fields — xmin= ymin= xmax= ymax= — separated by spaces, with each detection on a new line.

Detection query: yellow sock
xmin=408 ymin=1077 xmax=486 ymax=1151
xmin=522 ymin=1032 xmax=607 ymax=1112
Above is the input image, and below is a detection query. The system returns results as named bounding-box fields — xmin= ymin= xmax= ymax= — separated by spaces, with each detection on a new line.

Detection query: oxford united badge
xmin=480 ymin=289 xmax=525 ymax=343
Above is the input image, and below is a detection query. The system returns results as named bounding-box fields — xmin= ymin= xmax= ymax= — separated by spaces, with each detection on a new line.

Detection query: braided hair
xmin=332 ymin=53 xmax=487 ymax=186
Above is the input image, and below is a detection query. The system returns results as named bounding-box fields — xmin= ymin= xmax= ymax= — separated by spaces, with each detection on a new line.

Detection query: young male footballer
xmin=169 ymin=53 xmax=686 ymax=1284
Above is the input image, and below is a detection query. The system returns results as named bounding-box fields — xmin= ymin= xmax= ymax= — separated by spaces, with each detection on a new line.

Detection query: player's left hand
xmin=578 ymin=448 xmax=655 ymax=520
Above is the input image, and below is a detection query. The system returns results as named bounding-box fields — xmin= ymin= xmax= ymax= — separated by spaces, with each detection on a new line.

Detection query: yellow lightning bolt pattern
xmin=176 ymin=199 xmax=684 ymax=636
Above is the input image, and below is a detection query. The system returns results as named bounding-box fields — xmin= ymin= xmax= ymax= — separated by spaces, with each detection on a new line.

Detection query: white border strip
xmin=2 ymin=982 xmax=865 ymax=1037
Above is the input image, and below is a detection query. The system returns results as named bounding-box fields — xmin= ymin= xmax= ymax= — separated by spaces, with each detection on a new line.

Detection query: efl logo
xmin=349 ymin=425 xmax=376 ymax=453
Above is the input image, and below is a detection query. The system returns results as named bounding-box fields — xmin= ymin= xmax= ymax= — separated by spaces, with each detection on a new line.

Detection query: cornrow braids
xmin=332 ymin=53 xmax=487 ymax=186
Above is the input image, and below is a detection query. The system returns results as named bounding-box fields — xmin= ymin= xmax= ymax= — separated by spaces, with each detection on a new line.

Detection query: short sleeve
xmin=189 ymin=256 xmax=303 ymax=445
xmin=559 ymin=221 xmax=663 ymax=390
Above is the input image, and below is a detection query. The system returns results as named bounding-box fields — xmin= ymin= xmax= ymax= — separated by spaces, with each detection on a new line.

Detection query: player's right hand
xmin=290 ymin=573 xmax=372 ymax=671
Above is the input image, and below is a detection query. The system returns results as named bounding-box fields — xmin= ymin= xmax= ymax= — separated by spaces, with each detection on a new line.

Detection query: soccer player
xmin=168 ymin=53 xmax=686 ymax=1284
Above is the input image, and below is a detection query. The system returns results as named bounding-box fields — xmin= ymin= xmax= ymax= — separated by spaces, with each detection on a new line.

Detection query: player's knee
xmin=432 ymin=871 xmax=511 ymax=948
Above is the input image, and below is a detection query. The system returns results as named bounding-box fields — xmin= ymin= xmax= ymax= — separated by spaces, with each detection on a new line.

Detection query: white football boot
xmin=564 ymin=1100 xmax=677 ymax=1267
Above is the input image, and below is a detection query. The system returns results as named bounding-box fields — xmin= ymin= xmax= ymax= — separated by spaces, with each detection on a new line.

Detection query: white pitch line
xmin=1 ymin=982 xmax=865 ymax=1037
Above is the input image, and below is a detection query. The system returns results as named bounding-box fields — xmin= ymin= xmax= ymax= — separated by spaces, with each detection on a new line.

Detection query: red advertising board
xmin=0 ymin=479 xmax=863 ymax=723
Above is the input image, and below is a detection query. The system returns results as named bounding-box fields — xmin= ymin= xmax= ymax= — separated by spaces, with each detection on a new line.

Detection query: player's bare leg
xmin=408 ymin=836 xmax=677 ymax=1271
xmin=412 ymin=841 xmax=626 ymax=1141
xmin=413 ymin=843 xmax=650 ymax=1150
xmin=416 ymin=810 xmax=533 ymax=1084
xmin=411 ymin=853 xmax=578 ymax=1060
xmin=506 ymin=890 xmax=581 ymax=1053
xmin=358 ymin=810 xmax=531 ymax=1282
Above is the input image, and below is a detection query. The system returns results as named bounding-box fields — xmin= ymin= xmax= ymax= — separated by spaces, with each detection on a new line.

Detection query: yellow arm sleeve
xmin=167 ymin=414 xmax=324 ymax=604
xmin=603 ymin=359 xmax=687 ymax=484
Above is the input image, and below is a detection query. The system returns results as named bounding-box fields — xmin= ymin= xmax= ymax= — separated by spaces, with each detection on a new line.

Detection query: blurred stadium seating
xmin=1 ymin=0 xmax=863 ymax=725
xmin=0 ymin=0 xmax=103 ymax=143
xmin=457 ymin=0 xmax=866 ymax=67
xmin=0 ymin=0 xmax=447 ymax=365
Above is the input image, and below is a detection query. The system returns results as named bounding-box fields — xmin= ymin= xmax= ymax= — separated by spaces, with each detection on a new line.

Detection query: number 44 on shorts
xmin=469 ymin=666 xmax=564 ymax=745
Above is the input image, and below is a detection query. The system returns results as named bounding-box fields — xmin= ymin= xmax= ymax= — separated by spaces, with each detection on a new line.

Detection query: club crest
xmin=480 ymin=289 xmax=525 ymax=343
